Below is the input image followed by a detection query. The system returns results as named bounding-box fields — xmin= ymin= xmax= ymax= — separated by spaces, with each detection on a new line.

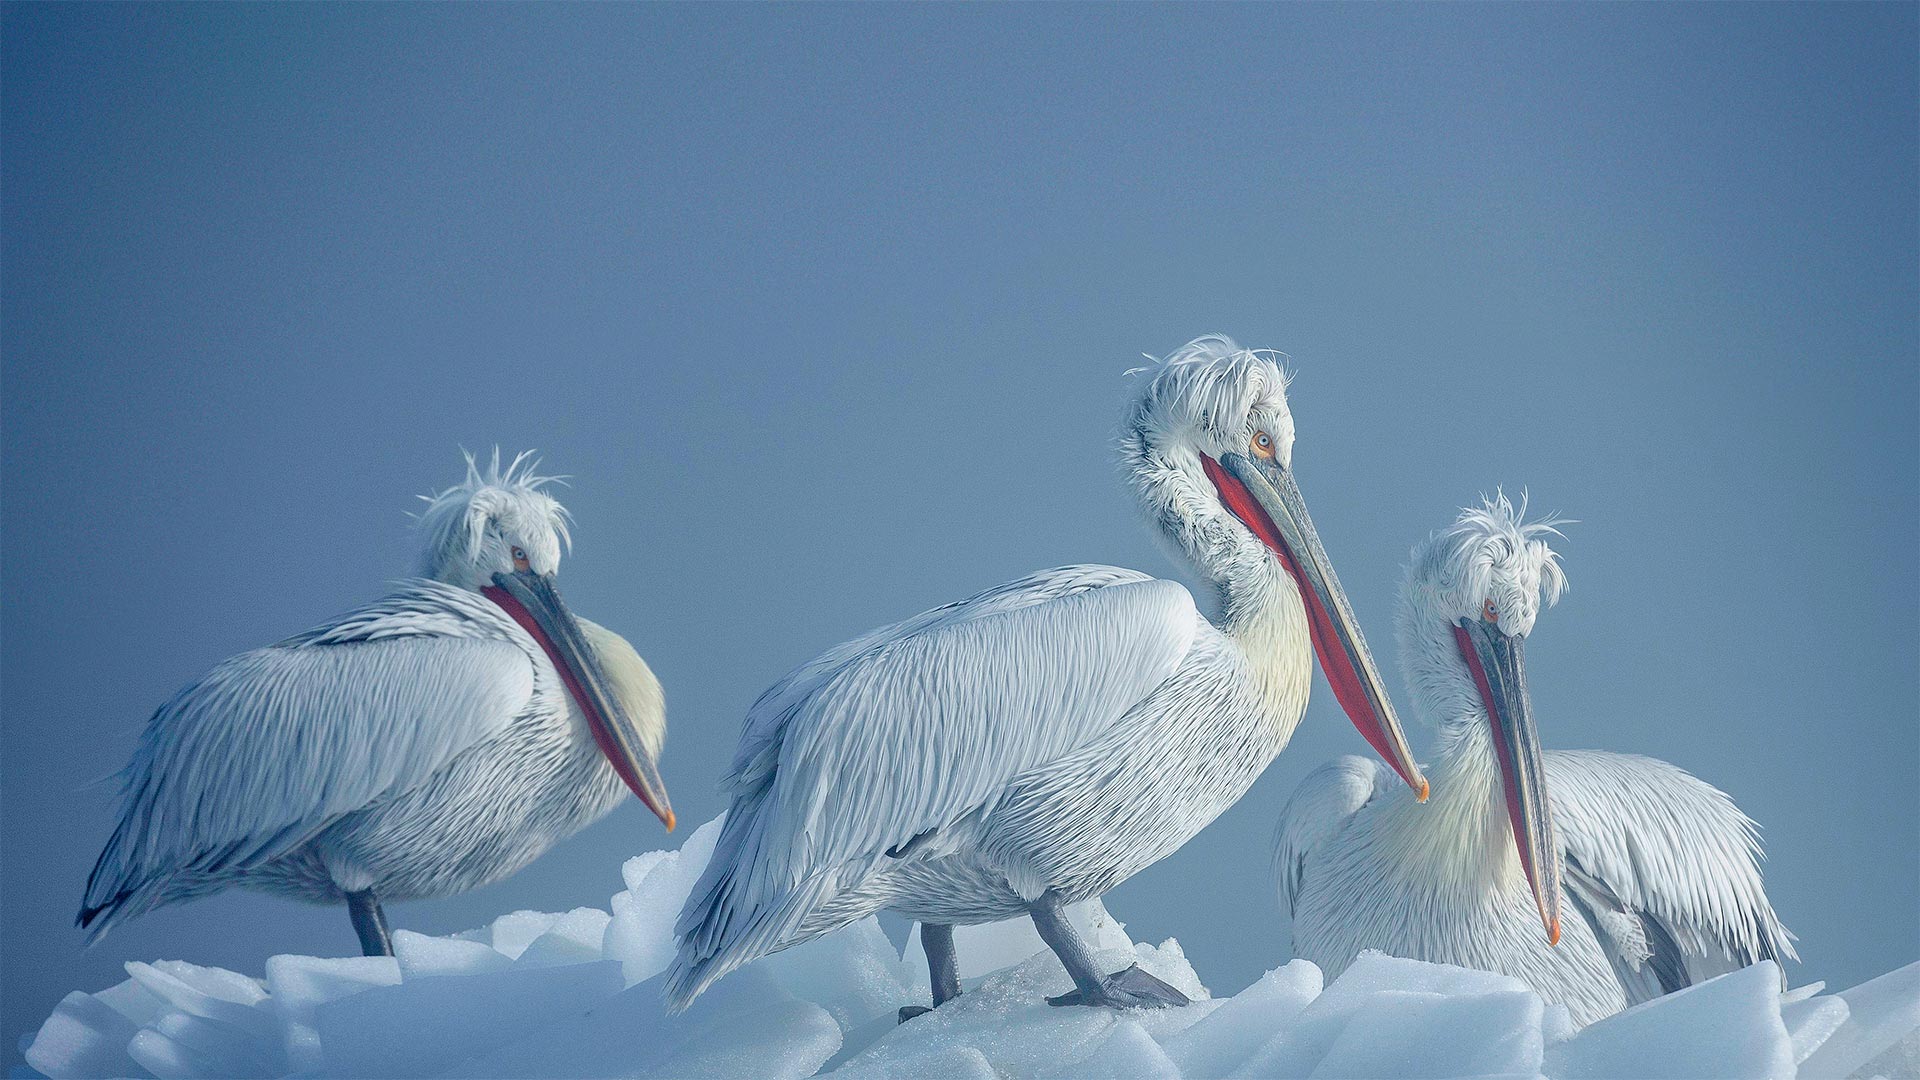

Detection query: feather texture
xmin=81 ymin=454 xmax=663 ymax=942
xmin=668 ymin=334 xmax=1367 ymax=1011
xmin=1277 ymin=499 xmax=1792 ymax=1026
xmin=669 ymin=566 xmax=1219 ymax=1005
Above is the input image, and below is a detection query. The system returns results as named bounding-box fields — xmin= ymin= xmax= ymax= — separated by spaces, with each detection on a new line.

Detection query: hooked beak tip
xmin=1547 ymin=915 xmax=1561 ymax=946
xmin=1415 ymin=777 xmax=1431 ymax=803
xmin=662 ymin=809 xmax=677 ymax=833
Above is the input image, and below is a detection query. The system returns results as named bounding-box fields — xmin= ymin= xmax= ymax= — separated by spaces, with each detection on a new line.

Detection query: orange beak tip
xmin=664 ymin=810 xmax=677 ymax=833
xmin=1547 ymin=918 xmax=1561 ymax=946
xmin=1415 ymin=777 xmax=1431 ymax=803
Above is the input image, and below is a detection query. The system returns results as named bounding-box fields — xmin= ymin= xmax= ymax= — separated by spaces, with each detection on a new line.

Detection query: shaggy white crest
xmin=1122 ymin=334 xmax=1294 ymax=466
xmin=415 ymin=449 xmax=573 ymax=589
xmin=1397 ymin=490 xmax=1568 ymax=737
xmin=1119 ymin=335 xmax=1299 ymax=623
xmin=1405 ymin=490 xmax=1568 ymax=636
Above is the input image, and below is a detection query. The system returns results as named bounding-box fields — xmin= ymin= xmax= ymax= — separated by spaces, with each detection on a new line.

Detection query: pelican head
xmin=1120 ymin=335 xmax=1426 ymax=799
xmin=1398 ymin=491 xmax=1568 ymax=943
xmin=416 ymin=449 xmax=674 ymax=831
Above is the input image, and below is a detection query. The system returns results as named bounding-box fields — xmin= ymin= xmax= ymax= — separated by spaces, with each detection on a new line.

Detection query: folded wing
xmin=1549 ymin=750 xmax=1796 ymax=1000
xmin=670 ymin=565 xmax=1200 ymax=1006
xmin=82 ymin=581 xmax=537 ymax=936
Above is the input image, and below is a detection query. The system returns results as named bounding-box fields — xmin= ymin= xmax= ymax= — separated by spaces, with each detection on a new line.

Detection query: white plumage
xmin=81 ymin=452 xmax=672 ymax=954
xmin=1276 ymin=494 xmax=1794 ymax=1026
xmin=670 ymin=336 xmax=1427 ymax=1012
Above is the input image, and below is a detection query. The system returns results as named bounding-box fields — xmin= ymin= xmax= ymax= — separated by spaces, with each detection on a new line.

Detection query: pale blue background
xmin=4 ymin=3 xmax=1915 ymax=1053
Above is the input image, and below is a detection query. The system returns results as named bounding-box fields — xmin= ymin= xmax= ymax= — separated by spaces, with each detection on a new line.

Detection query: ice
xmin=482 ymin=910 xmax=564 ymax=959
xmin=757 ymin=917 xmax=920 ymax=1029
xmin=602 ymin=814 xmax=725 ymax=985
xmin=1160 ymin=960 xmax=1320 ymax=1078
xmin=21 ymin=992 xmax=144 ymax=1079
xmin=1056 ymin=1020 xmax=1183 ymax=1080
xmin=514 ymin=907 xmax=612 ymax=969
xmin=1782 ymin=995 xmax=1851 ymax=1067
xmin=1547 ymin=962 xmax=1795 ymax=1080
xmin=392 ymin=929 xmax=513 ymax=977
xmin=262 ymin=955 xmax=399 ymax=1074
xmin=312 ymin=961 xmax=625 ymax=1078
xmin=443 ymin=967 xmax=840 ymax=1079
xmin=1231 ymin=953 xmax=1534 ymax=1078
xmin=827 ymin=932 xmax=1209 ymax=1078
xmin=1851 ymin=1027 xmax=1919 ymax=1080
xmin=1797 ymin=961 xmax=1920 ymax=1080
xmin=1309 ymin=989 xmax=1544 ymax=1079
xmin=21 ymin=816 xmax=1918 ymax=1080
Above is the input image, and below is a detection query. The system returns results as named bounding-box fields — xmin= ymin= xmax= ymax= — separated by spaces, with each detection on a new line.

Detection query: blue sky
xmin=3 ymin=3 xmax=1914 ymax=1051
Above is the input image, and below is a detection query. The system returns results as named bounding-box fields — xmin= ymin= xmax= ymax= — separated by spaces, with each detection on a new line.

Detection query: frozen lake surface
xmin=22 ymin=816 xmax=1918 ymax=1079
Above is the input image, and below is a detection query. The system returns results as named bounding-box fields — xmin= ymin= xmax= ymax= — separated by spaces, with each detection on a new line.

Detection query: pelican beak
xmin=1205 ymin=452 xmax=1428 ymax=801
xmin=485 ymin=570 xmax=676 ymax=831
xmin=1454 ymin=618 xmax=1560 ymax=943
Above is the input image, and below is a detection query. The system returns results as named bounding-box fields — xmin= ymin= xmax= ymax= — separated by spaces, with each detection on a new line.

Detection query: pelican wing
xmin=82 ymin=581 xmax=538 ymax=934
xmin=1272 ymin=755 xmax=1389 ymax=923
xmin=1547 ymin=750 xmax=1796 ymax=996
xmin=671 ymin=565 xmax=1201 ymax=1005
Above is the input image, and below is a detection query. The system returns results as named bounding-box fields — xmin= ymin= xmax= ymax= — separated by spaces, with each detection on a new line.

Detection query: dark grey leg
xmin=899 ymin=922 xmax=962 ymax=1023
xmin=346 ymin=889 xmax=393 ymax=957
xmin=1029 ymin=891 xmax=1188 ymax=1009
xmin=925 ymin=922 xmax=961 ymax=1006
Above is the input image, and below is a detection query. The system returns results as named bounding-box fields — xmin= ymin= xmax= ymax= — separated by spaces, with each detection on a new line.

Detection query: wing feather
xmin=670 ymin=566 xmax=1198 ymax=1005
xmin=83 ymin=581 xmax=537 ymax=933
xmin=1548 ymin=750 xmax=1795 ymax=993
xmin=1273 ymin=756 xmax=1388 ymax=923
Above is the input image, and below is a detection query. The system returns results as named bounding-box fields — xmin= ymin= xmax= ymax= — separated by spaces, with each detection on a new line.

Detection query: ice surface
xmin=1159 ymin=960 xmax=1320 ymax=1078
xmin=262 ymin=955 xmax=399 ymax=1074
xmin=444 ymin=968 xmax=841 ymax=1080
xmin=21 ymin=993 xmax=143 ymax=1079
xmin=514 ymin=908 xmax=613 ymax=969
xmin=1547 ymin=961 xmax=1795 ymax=1080
xmin=1798 ymin=961 xmax=1920 ymax=1080
xmin=22 ymin=817 xmax=1919 ymax=1080
xmin=602 ymin=814 xmax=725 ymax=986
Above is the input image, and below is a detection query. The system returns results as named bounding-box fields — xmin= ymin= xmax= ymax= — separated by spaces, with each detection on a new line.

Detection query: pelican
xmin=668 ymin=335 xmax=1427 ymax=1017
xmin=1275 ymin=494 xmax=1794 ymax=1026
xmin=79 ymin=451 xmax=674 ymax=956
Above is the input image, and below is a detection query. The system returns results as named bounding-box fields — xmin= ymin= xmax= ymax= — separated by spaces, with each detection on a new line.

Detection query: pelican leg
xmin=1030 ymin=892 xmax=1189 ymax=1009
xmin=899 ymin=922 xmax=962 ymax=1023
xmin=346 ymin=889 xmax=393 ymax=957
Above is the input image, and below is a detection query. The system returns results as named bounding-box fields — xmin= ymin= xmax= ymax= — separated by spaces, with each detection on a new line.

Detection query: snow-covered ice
xmin=22 ymin=816 xmax=1919 ymax=1079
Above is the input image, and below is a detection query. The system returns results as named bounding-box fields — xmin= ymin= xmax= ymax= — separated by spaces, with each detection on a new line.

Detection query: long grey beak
xmin=1212 ymin=452 xmax=1428 ymax=800
xmin=1454 ymin=617 xmax=1559 ymax=943
xmin=487 ymin=570 xmax=675 ymax=831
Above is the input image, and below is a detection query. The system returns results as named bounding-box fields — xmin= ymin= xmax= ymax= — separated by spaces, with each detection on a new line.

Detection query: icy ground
xmin=21 ymin=817 xmax=1920 ymax=1080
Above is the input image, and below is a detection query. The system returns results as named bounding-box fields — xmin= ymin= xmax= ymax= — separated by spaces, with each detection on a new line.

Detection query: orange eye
xmin=1251 ymin=431 xmax=1276 ymax=459
xmin=511 ymin=546 xmax=530 ymax=571
xmin=1482 ymin=598 xmax=1499 ymax=622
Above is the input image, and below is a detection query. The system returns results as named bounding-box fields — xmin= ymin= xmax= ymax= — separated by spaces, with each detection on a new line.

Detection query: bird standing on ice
xmin=80 ymin=451 xmax=674 ymax=956
xmin=1275 ymin=495 xmax=1793 ymax=1025
xmin=670 ymin=336 xmax=1428 ymax=1016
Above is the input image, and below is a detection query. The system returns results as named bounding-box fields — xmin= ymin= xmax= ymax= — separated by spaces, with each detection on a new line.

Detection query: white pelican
xmin=79 ymin=451 xmax=673 ymax=956
xmin=1275 ymin=494 xmax=1794 ymax=1025
xmin=668 ymin=336 xmax=1428 ymax=1016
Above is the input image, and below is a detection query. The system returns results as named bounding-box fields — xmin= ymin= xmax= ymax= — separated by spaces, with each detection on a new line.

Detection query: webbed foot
xmin=1046 ymin=963 xmax=1190 ymax=1009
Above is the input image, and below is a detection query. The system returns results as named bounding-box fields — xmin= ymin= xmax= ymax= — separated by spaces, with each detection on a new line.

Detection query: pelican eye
xmin=511 ymin=546 xmax=530 ymax=571
xmin=1482 ymin=598 xmax=1499 ymax=623
xmin=1251 ymin=430 xmax=1276 ymax=459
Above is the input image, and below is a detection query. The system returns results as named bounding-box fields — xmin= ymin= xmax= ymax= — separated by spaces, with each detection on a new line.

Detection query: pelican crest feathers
xmin=414 ymin=449 xmax=573 ymax=586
